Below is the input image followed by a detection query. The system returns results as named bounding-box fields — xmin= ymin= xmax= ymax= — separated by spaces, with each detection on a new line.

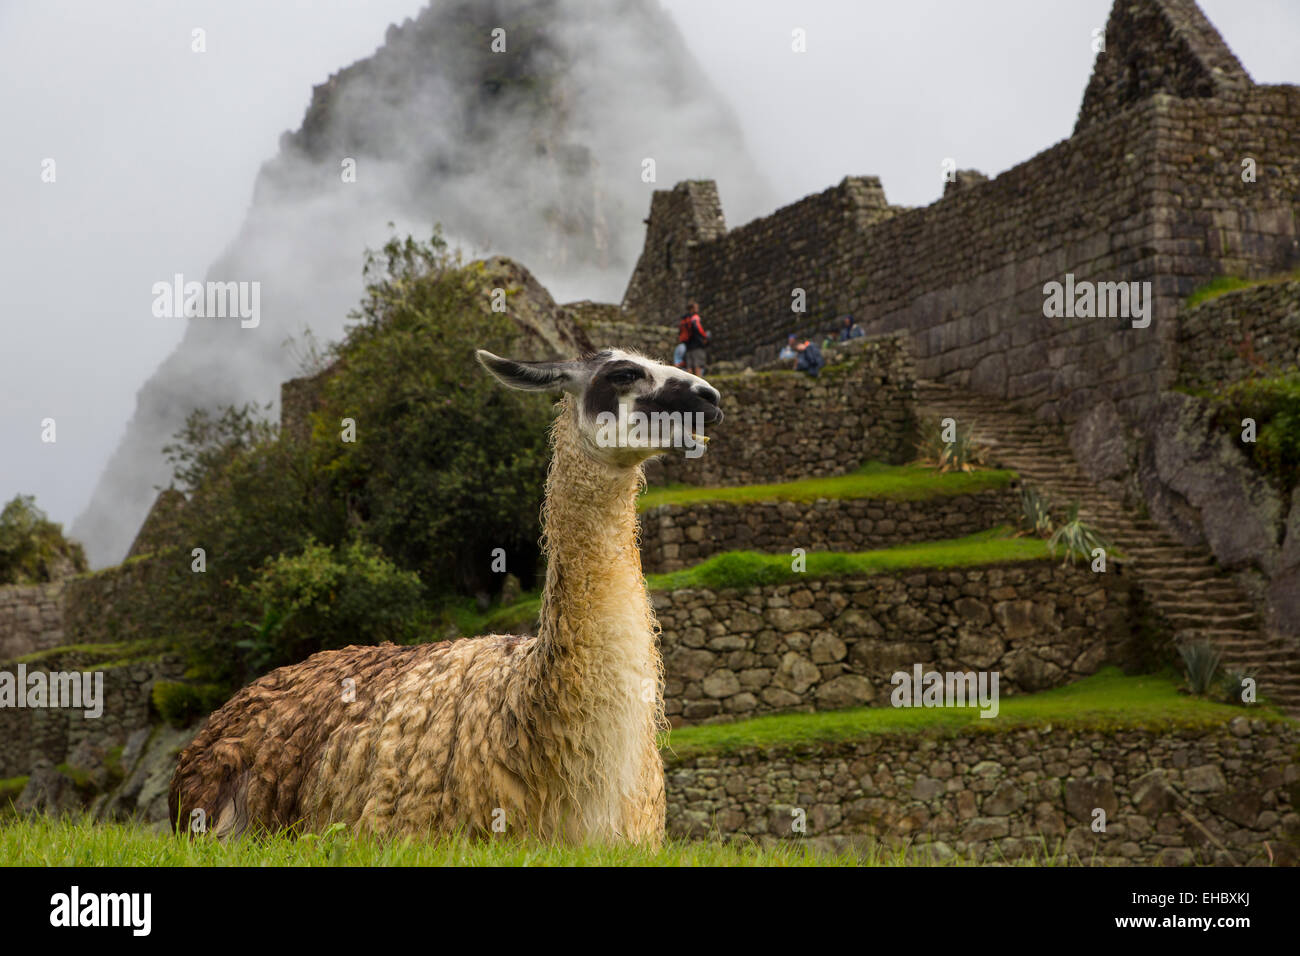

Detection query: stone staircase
xmin=917 ymin=380 xmax=1300 ymax=717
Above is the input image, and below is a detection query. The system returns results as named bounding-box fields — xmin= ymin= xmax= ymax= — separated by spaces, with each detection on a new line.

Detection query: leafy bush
xmin=1047 ymin=503 xmax=1114 ymax=566
xmin=238 ymin=538 xmax=426 ymax=672
xmin=1207 ymin=371 xmax=1300 ymax=492
xmin=151 ymin=681 xmax=228 ymax=728
xmin=135 ymin=229 xmax=557 ymax=691
xmin=163 ymin=404 xmax=277 ymax=493
xmin=312 ymin=232 xmax=554 ymax=597
xmin=915 ymin=417 xmax=987 ymax=473
xmin=0 ymin=495 xmax=87 ymax=585
xmin=1178 ymin=639 xmax=1222 ymax=696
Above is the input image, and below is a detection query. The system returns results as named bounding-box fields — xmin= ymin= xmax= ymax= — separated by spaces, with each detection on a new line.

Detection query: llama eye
xmin=607 ymin=369 xmax=640 ymax=386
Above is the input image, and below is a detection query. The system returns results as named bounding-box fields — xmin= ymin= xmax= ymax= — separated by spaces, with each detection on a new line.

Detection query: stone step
xmin=918 ymin=379 xmax=1296 ymax=714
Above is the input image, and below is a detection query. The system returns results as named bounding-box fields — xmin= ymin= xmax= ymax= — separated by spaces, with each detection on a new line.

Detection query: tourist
xmin=839 ymin=314 xmax=865 ymax=341
xmin=678 ymin=301 xmax=710 ymax=376
xmin=787 ymin=335 xmax=825 ymax=377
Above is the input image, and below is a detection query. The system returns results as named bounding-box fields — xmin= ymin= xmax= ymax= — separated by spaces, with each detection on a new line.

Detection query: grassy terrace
xmin=1184 ymin=268 xmax=1300 ymax=309
xmin=662 ymin=668 xmax=1288 ymax=760
xmin=454 ymin=529 xmax=1048 ymax=635
xmin=637 ymin=462 xmax=1017 ymax=512
xmin=644 ymin=528 xmax=1048 ymax=592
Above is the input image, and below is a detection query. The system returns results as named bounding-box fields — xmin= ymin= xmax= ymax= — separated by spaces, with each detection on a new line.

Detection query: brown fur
xmin=169 ymin=395 xmax=666 ymax=844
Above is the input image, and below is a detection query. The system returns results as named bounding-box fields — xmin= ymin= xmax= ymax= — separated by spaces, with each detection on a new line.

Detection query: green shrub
xmin=1207 ymin=372 xmax=1300 ymax=492
xmin=151 ymin=681 xmax=228 ymax=728
xmin=312 ymin=231 xmax=554 ymax=598
xmin=238 ymin=538 xmax=427 ymax=672
xmin=0 ymin=495 xmax=87 ymax=585
xmin=136 ymin=229 xmax=556 ymax=691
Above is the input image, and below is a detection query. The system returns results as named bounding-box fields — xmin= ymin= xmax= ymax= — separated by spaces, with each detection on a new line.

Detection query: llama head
xmin=476 ymin=348 xmax=723 ymax=467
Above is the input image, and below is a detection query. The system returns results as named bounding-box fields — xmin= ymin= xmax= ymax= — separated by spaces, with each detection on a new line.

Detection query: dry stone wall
xmin=643 ymin=333 xmax=917 ymax=487
xmin=0 ymin=651 xmax=185 ymax=781
xmin=653 ymin=562 xmax=1137 ymax=726
xmin=1177 ymin=280 xmax=1300 ymax=390
xmin=0 ymin=583 xmax=65 ymax=663
xmin=639 ymin=488 xmax=1019 ymax=573
xmin=665 ymin=719 xmax=1300 ymax=866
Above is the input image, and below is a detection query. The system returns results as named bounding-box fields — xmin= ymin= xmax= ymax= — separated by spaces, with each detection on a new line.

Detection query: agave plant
xmin=1046 ymin=503 xmax=1113 ymax=566
xmin=1018 ymin=484 xmax=1054 ymax=537
xmin=915 ymin=416 xmax=987 ymax=473
xmin=1178 ymin=639 xmax=1223 ymax=696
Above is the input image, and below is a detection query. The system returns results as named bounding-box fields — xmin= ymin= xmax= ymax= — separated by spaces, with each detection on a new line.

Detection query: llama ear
xmin=476 ymin=350 xmax=580 ymax=393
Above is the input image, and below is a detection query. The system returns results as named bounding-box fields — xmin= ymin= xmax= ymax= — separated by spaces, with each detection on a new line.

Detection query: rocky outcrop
xmin=73 ymin=0 xmax=771 ymax=568
xmin=1135 ymin=391 xmax=1297 ymax=634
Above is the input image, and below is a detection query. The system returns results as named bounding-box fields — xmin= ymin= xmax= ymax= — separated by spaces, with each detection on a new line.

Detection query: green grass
xmin=441 ymin=593 xmax=543 ymax=638
xmin=9 ymin=640 xmax=164 ymax=670
xmin=644 ymin=528 xmax=1048 ymax=591
xmin=0 ymin=815 xmax=1071 ymax=866
xmin=663 ymin=668 xmax=1287 ymax=759
xmin=638 ymin=462 xmax=1016 ymax=512
xmin=1185 ymin=268 xmax=1300 ymax=309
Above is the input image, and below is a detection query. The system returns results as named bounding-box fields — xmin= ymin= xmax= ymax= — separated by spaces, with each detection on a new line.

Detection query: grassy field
xmin=0 ymin=816 xmax=974 ymax=867
xmin=663 ymin=668 xmax=1281 ymax=758
xmin=637 ymin=462 xmax=1017 ymax=512
xmin=2 ymin=669 xmax=1275 ymax=867
xmin=644 ymin=527 xmax=1049 ymax=591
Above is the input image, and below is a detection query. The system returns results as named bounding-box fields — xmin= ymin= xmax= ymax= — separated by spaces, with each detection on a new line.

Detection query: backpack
xmin=678 ymin=314 xmax=708 ymax=349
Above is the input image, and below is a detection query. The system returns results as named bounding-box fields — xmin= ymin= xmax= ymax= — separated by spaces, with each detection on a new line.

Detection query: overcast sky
xmin=2 ymin=0 xmax=1296 ymax=533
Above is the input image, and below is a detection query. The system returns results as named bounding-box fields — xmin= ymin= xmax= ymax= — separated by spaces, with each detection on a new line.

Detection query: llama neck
xmin=525 ymin=396 xmax=664 ymax=840
xmin=536 ymin=398 xmax=655 ymax=675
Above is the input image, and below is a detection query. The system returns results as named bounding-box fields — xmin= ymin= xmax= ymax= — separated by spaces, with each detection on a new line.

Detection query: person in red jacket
xmin=677 ymin=301 xmax=710 ymax=376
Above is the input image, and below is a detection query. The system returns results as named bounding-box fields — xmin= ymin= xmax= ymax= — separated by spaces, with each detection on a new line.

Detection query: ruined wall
xmin=653 ymin=562 xmax=1137 ymax=726
xmin=1178 ymin=280 xmax=1300 ymax=390
xmin=622 ymin=1 xmax=1300 ymax=425
xmin=0 ymin=583 xmax=65 ymax=663
xmin=665 ymin=719 xmax=1299 ymax=866
xmin=643 ymin=333 xmax=917 ymax=487
xmin=639 ymin=488 xmax=1018 ymax=574
xmin=0 ymin=652 xmax=184 ymax=782
xmin=561 ymin=300 xmax=676 ymax=361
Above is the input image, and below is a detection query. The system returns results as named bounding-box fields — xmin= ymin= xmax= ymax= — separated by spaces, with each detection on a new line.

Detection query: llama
xmin=168 ymin=348 xmax=723 ymax=844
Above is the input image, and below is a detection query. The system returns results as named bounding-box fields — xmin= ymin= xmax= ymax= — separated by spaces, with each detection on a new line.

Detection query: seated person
xmin=778 ymin=333 xmax=799 ymax=361
xmin=839 ymin=314 xmax=865 ymax=341
xmin=794 ymin=337 xmax=825 ymax=377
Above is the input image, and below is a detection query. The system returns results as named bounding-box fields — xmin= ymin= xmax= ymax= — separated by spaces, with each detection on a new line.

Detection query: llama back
xmin=168 ymin=636 xmax=533 ymax=837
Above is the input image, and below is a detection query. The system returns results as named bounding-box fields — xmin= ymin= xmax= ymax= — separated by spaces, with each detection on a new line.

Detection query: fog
xmin=1 ymin=0 xmax=1296 ymax=567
